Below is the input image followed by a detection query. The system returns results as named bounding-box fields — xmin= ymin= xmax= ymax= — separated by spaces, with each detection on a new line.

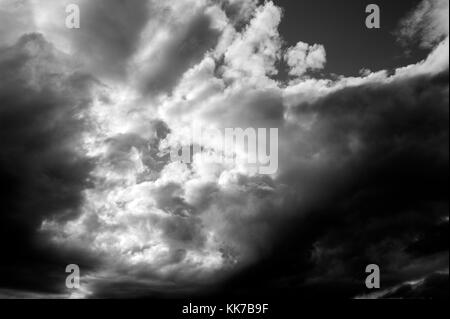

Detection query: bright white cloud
xmin=284 ymin=41 xmax=327 ymax=77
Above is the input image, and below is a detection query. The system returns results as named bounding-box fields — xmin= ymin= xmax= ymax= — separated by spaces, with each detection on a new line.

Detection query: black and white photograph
xmin=0 ymin=0 xmax=448 ymax=314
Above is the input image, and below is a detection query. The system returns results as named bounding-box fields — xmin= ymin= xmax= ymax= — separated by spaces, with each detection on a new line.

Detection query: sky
xmin=0 ymin=0 xmax=448 ymax=300
xmin=276 ymin=0 xmax=430 ymax=76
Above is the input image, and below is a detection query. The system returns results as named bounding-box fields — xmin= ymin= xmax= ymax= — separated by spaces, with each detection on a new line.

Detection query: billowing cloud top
xmin=0 ymin=0 xmax=448 ymax=299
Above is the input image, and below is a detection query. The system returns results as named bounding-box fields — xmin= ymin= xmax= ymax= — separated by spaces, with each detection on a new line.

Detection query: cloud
xmin=219 ymin=0 xmax=258 ymax=26
xmin=396 ymin=0 xmax=449 ymax=49
xmin=0 ymin=33 xmax=100 ymax=295
xmin=221 ymin=1 xmax=283 ymax=85
xmin=0 ymin=0 xmax=34 ymax=47
xmin=0 ymin=0 xmax=448 ymax=298
xmin=135 ymin=11 xmax=221 ymax=95
xmin=30 ymin=0 xmax=151 ymax=79
xmin=356 ymin=272 xmax=449 ymax=299
xmin=284 ymin=42 xmax=327 ymax=77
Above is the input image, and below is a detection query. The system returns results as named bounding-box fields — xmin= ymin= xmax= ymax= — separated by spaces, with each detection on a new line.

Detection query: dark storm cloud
xmin=215 ymin=68 xmax=449 ymax=299
xmin=0 ymin=34 xmax=99 ymax=295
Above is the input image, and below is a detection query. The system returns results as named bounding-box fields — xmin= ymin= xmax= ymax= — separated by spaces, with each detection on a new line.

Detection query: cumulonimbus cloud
xmin=0 ymin=0 xmax=448 ymax=298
